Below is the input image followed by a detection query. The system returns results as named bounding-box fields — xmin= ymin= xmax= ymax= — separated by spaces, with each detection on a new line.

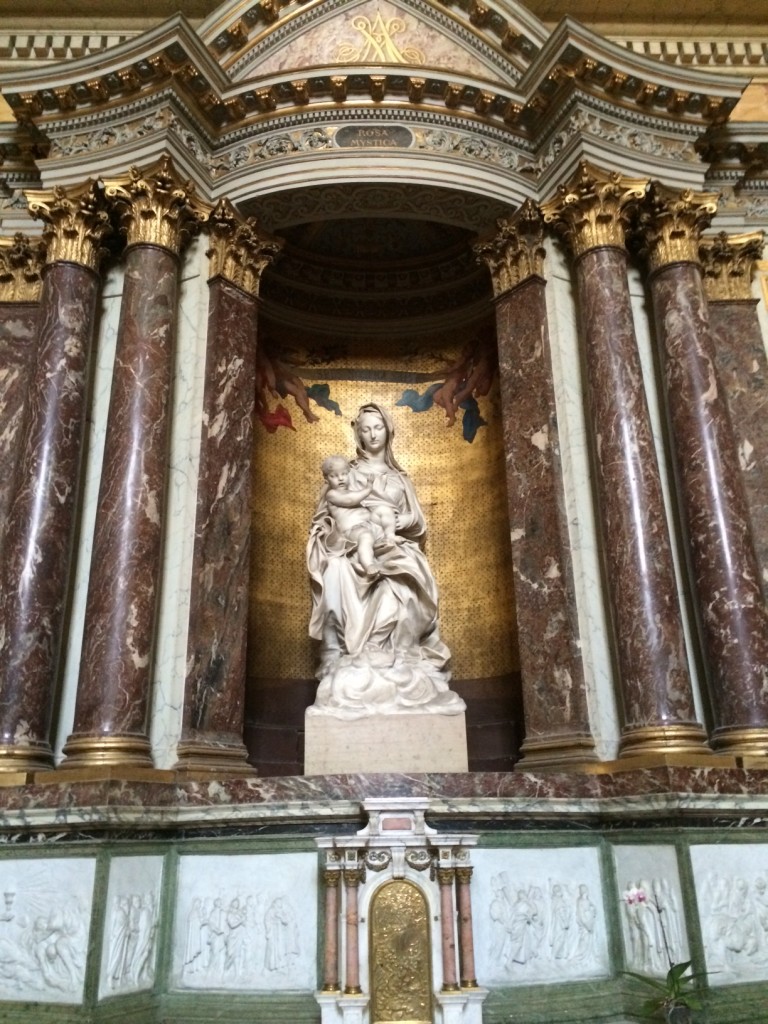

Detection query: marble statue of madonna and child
xmin=306 ymin=403 xmax=465 ymax=719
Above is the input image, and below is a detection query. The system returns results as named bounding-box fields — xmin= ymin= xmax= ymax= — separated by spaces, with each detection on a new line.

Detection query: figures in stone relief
xmin=107 ymin=891 xmax=158 ymax=991
xmin=181 ymin=888 xmax=301 ymax=986
xmin=307 ymin=403 xmax=465 ymax=717
xmin=488 ymin=873 xmax=600 ymax=974
xmin=699 ymin=871 xmax=768 ymax=975
xmin=621 ymin=878 xmax=685 ymax=975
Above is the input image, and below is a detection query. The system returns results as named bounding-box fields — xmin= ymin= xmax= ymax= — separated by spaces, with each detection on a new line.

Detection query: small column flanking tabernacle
xmin=474 ymin=201 xmax=595 ymax=768
xmin=0 ymin=182 xmax=111 ymax=772
xmin=637 ymin=185 xmax=768 ymax=755
xmin=322 ymin=863 xmax=342 ymax=992
xmin=437 ymin=863 xmax=460 ymax=992
xmin=63 ymin=157 xmax=207 ymax=769
xmin=455 ymin=864 xmax=477 ymax=988
xmin=700 ymin=231 xmax=768 ymax=601
xmin=176 ymin=199 xmax=282 ymax=774
xmin=0 ymin=234 xmax=45 ymax=555
xmin=343 ymin=862 xmax=363 ymax=995
xmin=541 ymin=164 xmax=707 ymax=757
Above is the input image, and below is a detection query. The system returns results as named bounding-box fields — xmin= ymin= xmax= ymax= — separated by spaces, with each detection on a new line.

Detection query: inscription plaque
xmin=335 ymin=125 xmax=414 ymax=149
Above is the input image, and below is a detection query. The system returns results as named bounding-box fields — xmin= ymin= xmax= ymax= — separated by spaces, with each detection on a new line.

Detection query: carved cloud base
xmin=304 ymin=711 xmax=468 ymax=774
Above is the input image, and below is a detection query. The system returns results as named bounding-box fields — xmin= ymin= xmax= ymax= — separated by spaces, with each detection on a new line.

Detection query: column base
xmin=709 ymin=727 xmax=768 ymax=757
xmin=0 ymin=741 xmax=54 ymax=774
xmin=61 ymin=734 xmax=154 ymax=768
xmin=618 ymin=723 xmax=710 ymax=757
xmin=174 ymin=740 xmax=255 ymax=775
xmin=517 ymin=734 xmax=598 ymax=769
xmin=435 ymin=986 xmax=488 ymax=1024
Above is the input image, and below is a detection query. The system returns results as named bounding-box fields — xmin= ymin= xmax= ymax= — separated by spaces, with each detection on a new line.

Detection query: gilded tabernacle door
xmin=369 ymin=880 xmax=432 ymax=1024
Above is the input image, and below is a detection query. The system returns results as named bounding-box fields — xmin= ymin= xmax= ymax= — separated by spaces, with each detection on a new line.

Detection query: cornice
xmin=0 ymin=8 xmax=744 ymax=151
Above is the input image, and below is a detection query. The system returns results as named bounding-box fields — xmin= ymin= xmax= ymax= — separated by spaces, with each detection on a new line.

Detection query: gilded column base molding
xmin=618 ymin=723 xmax=709 ymax=757
xmin=0 ymin=741 xmax=54 ymax=773
xmin=441 ymin=983 xmax=462 ymax=993
xmin=461 ymin=979 xmax=479 ymax=989
xmin=709 ymin=727 xmax=768 ymax=757
xmin=343 ymin=986 xmax=363 ymax=995
xmin=518 ymin=735 xmax=598 ymax=769
xmin=174 ymin=740 xmax=255 ymax=775
xmin=321 ymin=984 xmax=342 ymax=993
xmin=61 ymin=734 xmax=154 ymax=768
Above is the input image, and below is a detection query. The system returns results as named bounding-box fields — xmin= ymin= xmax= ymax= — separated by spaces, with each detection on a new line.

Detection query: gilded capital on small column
xmin=455 ymin=866 xmax=473 ymax=885
xmin=437 ymin=866 xmax=456 ymax=886
xmin=0 ymin=233 xmax=46 ymax=302
xmin=699 ymin=230 xmax=765 ymax=302
xmin=635 ymin=182 xmax=720 ymax=273
xmin=474 ymin=198 xmax=545 ymax=297
xmin=25 ymin=179 xmax=111 ymax=272
xmin=323 ymin=868 xmax=341 ymax=888
xmin=540 ymin=161 xmax=648 ymax=258
xmin=206 ymin=197 xmax=284 ymax=296
xmin=104 ymin=154 xmax=208 ymax=254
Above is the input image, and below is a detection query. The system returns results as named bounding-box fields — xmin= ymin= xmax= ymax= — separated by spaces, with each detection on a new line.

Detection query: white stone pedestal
xmin=304 ymin=712 xmax=468 ymax=774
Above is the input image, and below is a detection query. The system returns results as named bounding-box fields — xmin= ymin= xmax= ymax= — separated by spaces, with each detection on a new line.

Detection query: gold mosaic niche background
xmin=247 ymin=348 xmax=519 ymax=682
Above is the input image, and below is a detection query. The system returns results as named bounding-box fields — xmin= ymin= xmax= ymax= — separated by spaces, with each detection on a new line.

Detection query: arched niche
xmin=241 ymin=183 xmax=522 ymax=774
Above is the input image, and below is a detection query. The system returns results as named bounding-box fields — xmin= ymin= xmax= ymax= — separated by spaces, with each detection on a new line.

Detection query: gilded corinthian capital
xmin=540 ymin=161 xmax=648 ymax=259
xmin=474 ymin=199 xmax=545 ymax=297
xmin=206 ymin=197 xmax=284 ymax=296
xmin=0 ymin=233 xmax=46 ymax=302
xmin=634 ymin=182 xmax=720 ymax=273
xmin=699 ymin=230 xmax=765 ymax=302
xmin=25 ymin=179 xmax=111 ymax=272
xmin=104 ymin=155 xmax=208 ymax=253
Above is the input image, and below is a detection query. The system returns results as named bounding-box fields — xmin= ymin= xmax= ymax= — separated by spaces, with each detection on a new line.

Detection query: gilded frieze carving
xmin=25 ymin=179 xmax=111 ymax=272
xmin=635 ymin=182 xmax=720 ymax=272
xmin=474 ymin=199 xmax=545 ymax=297
xmin=206 ymin=198 xmax=284 ymax=295
xmin=103 ymin=155 xmax=208 ymax=254
xmin=699 ymin=231 xmax=765 ymax=302
xmin=0 ymin=233 xmax=46 ymax=302
xmin=540 ymin=162 xmax=648 ymax=258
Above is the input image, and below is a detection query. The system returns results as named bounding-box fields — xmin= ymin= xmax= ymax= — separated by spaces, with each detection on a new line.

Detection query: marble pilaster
xmin=542 ymin=165 xmax=707 ymax=756
xmin=639 ymin=186 xmax=768 ymax=755
xmin=700 ymin=232 xmax=768 ymax=601
xmin=0 ymin=182 xmax=111 ymax=772
xmin=0 ymin=234 xmax=45 ymax=557
xmin=63 ymin=158 xmax=206 ymax=768
xmin=475 ymin=202 xmax=595 ymax=768
xmin=176 ymin=199 xmax=282 ymax=773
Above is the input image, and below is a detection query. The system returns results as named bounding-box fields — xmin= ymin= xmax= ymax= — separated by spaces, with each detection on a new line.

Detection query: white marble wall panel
xmin=98 ymin=855 xmax=164 ymax=999
xmin=472 ymin=846 xmax=609 ymax=986
xmin=627 ymin=266 xmax=706 ymax=724
xmin=54 ymin=265 xmax=124 ymax=761
xmin=613 ymin=844 xmax=689 ymax=976
xmin=171 ymin=851 xmax=317 ymax=991
xmin=690 ymin=843 xmax=768 ymax=986
xmin=0 ymin=856 xmax=96 ymax=1003
xmin=544 ymin=238 xmax=620 ymax=759
xmin=151 ymin=236 xmax=210 ymax=768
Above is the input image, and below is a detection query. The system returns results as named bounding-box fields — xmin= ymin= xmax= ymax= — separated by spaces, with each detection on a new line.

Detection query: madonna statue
xmin=307 ymin=403 xmax=466 ymax=718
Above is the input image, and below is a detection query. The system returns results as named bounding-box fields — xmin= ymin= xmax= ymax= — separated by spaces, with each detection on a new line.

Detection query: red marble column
xmin=322 ymin=867 xmax=341 ymax=992
xmin=0 ymin=183 xmax=111 ymax=772
xmin=639 ymin=185 xmax=768 ymax=755
xmin=700 ymin=232 xmax=768 ymax=601
xmin=542 ymin=165 xmax=707 ymax=756
xmin=437 ymin=867 xmax=459 ymax=991
xmin=63 ymin=158 xmax=206 ymax=768
xmin=455 ymin=866 xmax=477 ymax=988
xmin=176 ymin=200 xmax=282 ymax=773
xmin=343 ymin=867 xmax=363 ymax=995
xmin=0 ymin=235 xmax=45 ymax=558
xmin=475 ymin=202 xmax=595 ymax=768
